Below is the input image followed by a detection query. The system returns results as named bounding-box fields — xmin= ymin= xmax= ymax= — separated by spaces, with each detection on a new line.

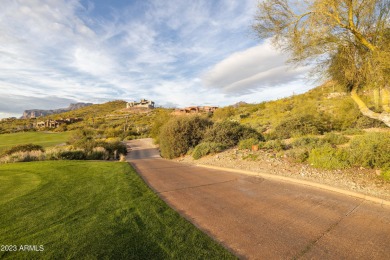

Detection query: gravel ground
xmin=176 ymin=148 xmax=390 ymax=202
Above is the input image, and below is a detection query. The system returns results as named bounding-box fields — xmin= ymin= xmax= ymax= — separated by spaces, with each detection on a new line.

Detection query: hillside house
xmin=35 ymin=118 xmax=82 ymax=129
xmin=174 ymin=106 xmax=218 ymax=115
xmin=126 ymin=99 xmax=155 ymax=109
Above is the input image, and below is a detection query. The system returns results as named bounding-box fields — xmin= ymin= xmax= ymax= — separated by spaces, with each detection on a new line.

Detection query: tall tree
xmin=253 ymin=0 xmax=390 ymax=126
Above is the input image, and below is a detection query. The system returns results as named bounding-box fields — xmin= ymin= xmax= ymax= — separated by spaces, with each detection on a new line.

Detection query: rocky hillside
xmin=21 ymin=103 xmax=93 ymax=119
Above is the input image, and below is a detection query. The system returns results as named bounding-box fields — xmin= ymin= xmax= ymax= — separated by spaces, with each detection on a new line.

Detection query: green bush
xmin=68 ymin=128 xmax=96 ymax=153
xmin=263 ymin=132 xmax=278 ymax=141
xmin=204 ymin=121 xmax=263 ymax=147
xmin=308 ymin=144 xmax=350 ymax=169
xmin=348 ymin=132 xmax=390 ymax=169
xmin=159 ymin=116 xmax=212 ymax=159
xmin=2 ymin=144 xmax=44 ymax=156
xmin=238 ymin=138 xmax=259 ymax=150
xmin=381 ymin=164 xmax=390 ymax=181
xmin=239 ymin=113 xmax=250 ymax=119
xmin=104 ymin=127 xmax=123 ymax=138
xmin=45 ymin=147 xmax=67 ymax=160
xmin=291 ymin=136 xmax=324 ymax=148
xmin=150 ymin=110 xmax=172 ymax=144
xmin=355 ymin=116 xmax=386 ymax=129
xmin=0 ymin=150 xmax=45 ymax=163
xmin=87 ymin=147 xmax=109 ymax=160
xmin=192 ymin=142 xmax=226 ymax=160
xmin=58 ymin=150 xmax=87 ymax=160
xmin=342 ymin=128 xmax=365 ymax=135
xmin=273 ymin=114 xmax=327 ymax=139
xmin=285 ymin=148 xmax=309 ymax=162
xmin=323 ymin=133 xmax=349 ymax=145
xmin=87 ymin=151 xmax=107 ymax=160
xmin=212 ymin=106 xmax=235 ymax=121
xmin=261 ymin=140 xmax=287 ymax=151
xmin=48 ymin=141 xmax=125 ymax=161
xmin=98 ymin=141 xmax=127 ymax=159
xmin=288 ymin=136 xmax=325 ymax=162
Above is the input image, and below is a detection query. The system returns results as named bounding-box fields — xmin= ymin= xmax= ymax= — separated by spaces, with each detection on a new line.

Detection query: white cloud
xmin=0 ymin=0 xmax=316 ymax=118
xmin=202 ymin=39 xmax=311 ymax=94
xmin=72 ymin=47 xmax=116 ymax=76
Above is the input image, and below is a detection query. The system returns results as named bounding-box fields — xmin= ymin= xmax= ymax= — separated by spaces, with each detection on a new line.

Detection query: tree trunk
xmin=351 ymin=87 xmax=390 ymax=127
xmin=382 ymin=88 xmax=390 ymax=113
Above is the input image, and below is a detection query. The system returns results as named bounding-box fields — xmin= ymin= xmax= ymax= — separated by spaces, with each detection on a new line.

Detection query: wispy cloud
xmin=202 ymin=40 xmax=311 ymax=94
xmin=0 ymin=0 xmax=315 ymax=118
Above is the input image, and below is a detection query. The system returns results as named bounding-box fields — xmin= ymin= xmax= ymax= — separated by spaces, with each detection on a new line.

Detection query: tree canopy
xmin=253 ymin=0 xmax=390 ymax=126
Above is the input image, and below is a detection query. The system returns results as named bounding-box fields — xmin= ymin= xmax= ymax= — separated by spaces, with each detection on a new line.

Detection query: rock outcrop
xmin=21 ymin=103 xmax=93 ymax=119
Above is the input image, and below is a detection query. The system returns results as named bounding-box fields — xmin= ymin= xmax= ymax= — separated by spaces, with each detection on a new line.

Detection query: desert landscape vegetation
xmin=1 ymin=0 xmax=390 ymax=258
xmin=1 ymin=79 xmax=390 ymax=258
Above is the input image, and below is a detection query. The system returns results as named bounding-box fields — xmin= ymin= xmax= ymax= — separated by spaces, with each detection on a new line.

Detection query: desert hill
xmin=21 ymin=103 xmax=93 ymax=119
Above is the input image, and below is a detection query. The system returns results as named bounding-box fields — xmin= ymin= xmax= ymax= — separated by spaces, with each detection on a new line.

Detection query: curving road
xmin=126 ymin=139 xmax=390 ymax=259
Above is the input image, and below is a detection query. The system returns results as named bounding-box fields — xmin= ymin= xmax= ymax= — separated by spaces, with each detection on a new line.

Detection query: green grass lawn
xmin=0 ymin=161 xmax=234 ymax=259
xmin=0 ymin=132 xmax=71 ymax=153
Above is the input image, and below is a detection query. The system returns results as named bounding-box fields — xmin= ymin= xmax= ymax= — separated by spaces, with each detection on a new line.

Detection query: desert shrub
xmin=329 ymin=98 xmax=362 ymax=130
xmin=46 ymin=141 xmax=125 ymax=161
xmin=212 ymin=106 xmax=235 ymax=121
xmin=58 ymin=150 xmax=86 ymax=160
xmin=273 ymin=114 xmax=327 ymax=139
xmin=323 ymin=133 xmax=349 ymax=145
xmin=288 ymin=137 xmax=326 ymax=162
xmin=0 ymin=150 xmax=45 ymax=163
xmin=124 ymin=135 xmax=136 ymax=141
xmin=239 ymin=113 xmax=250 ymax=119
xmin=87 ymin=147 xmax=109 ymax=160
xmin=46 ymin=146 xmax=111 ymax=161
xmin=150 ymin=110 xmax=172 ymax=144
xmin=285 ymin=148 xmax=309 ymax=162
xmin=261 ymin=140 xmax=287 ymax=151
xmin=381 ymin=164 xmax=390 ymax=181
xmin=97 ymin=141 xmax=127 ymax=159
xmin=239 ymin=125 xmax=264 ymax=142
xmin=348 ymin=132 xmax=390 ymax=169
xmin=68 ymin=128 xmax=96 ymax=153
xmin=238 ymin=138 xmax=260 ymax=150
xmin=104 ymin=137 xmax=120 ymax=143
xmin=45 ymin=147 xmax=66 ymax=160
xmin=159 ymin=116 xmax=212 ymax=159
xmin=308 ymin=144 xmax=350 ymax=169
xmin=192 ymin=142 xmax=226 ymax=160
xmin=342 ymin=128 xmax=365 ymax=135
xmin=2 ymin=144 xmax=44 ymax=156
xmin=104 ymin=127 xmax=122 ymax=138
xmin=204 ymin=121 xmax=263 ymax=148
xmin=355 ymin=116 xmax=387 ymax=129
xmin=291 ymin=136 xmax=324 ymax=148
xmin=263 ymin=132 xmax=278 ymax=141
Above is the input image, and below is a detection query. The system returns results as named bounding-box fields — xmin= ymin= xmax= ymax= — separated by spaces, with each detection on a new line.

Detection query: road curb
xmin=196 ymin=164 xmax=390 ymax=207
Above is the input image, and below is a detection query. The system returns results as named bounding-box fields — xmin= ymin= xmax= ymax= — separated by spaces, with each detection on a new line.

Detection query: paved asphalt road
xmin=126 ymin=139 xmax=390 ymax=259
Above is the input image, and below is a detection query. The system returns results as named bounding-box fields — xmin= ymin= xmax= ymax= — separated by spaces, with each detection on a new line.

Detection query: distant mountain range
xmin=21 ymin=103 xmax=93 ymax=119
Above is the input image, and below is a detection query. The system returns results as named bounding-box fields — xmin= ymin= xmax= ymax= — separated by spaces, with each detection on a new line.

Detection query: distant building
xmin=174 ymin=106 xmax=218 ymax=115
xmin=126 ymin=99 xmax=155 ymax=109
xmin=34 ymin=118 xmax=82 ymax=129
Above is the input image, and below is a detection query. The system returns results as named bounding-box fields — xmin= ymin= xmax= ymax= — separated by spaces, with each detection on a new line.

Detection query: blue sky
xmin=0 ymin=0 xmax=315 ymax=118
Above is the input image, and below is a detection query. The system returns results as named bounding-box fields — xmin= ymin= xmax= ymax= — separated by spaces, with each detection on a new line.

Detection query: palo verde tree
xmin=253 ymin=0 xmax=390 ymax=126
